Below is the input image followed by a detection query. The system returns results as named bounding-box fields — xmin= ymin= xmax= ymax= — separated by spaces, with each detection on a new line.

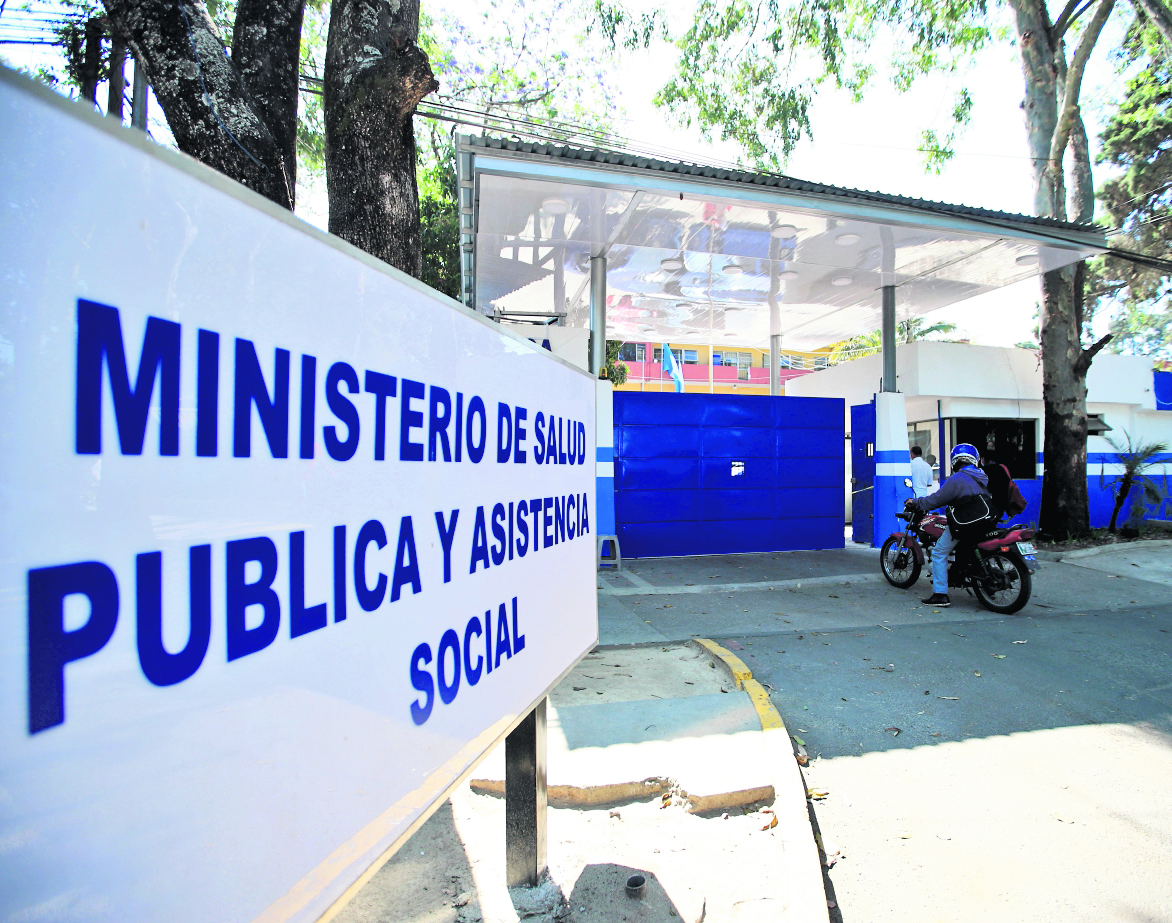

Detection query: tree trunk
xmin=80 ymin=18 xmax=104 ymax=106
xmin=324 ymin=0 xmax=438 ymax=277
xmin=1107 ymin=472 xmax=1133 ymax=531
xmin=231 ymin=0 xmax=305 ymax=200
xmin=107 ymin=36 xmax=127 ymax=121
xmin=102 ymin=0 xmax=303 ymax=210
xmin=1039 ymin=266 xmax=1091 ymax=538
xmin=1131 ymin=0 xmax=1172 ymax=46
xmin=1009 ymin=0 xmax=1119 ymax=539
xmin=1009 ymin=0 xmax=1061 ymax=215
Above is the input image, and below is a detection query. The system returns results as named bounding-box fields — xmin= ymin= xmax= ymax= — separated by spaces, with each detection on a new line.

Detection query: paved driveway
xmin=600 ymin=547 xmax=1172 ymax=923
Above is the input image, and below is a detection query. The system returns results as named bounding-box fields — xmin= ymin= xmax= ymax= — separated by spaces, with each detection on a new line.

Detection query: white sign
xmin=0 ymin=70 xmax=598 ymax=923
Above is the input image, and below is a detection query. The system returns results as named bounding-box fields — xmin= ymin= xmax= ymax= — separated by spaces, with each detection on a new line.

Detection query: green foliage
xmin=1091 ymin=18 xmax=1172 ymax=359
xmin=417 ymin=140 xmax=461 ymax=300
xmin=412 ymin=0 xmax=620 ymax=300
xmin=603 ymin=339 xmax=629 ymax=385
xmin=603 ymin=0 xmax=993 ymax=169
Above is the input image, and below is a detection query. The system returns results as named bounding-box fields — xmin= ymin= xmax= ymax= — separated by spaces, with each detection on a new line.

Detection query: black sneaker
xmin=921 ymin=593 xmax=951 ymax=607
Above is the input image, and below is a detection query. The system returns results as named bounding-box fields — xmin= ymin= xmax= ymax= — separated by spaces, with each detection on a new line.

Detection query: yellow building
xmin=610 ymin=342 xmax=833 ymax=395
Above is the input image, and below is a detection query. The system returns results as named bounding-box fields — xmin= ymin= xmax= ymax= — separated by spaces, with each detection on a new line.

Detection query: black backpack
xmin=946 ymin=468 xmax=994 ymax=539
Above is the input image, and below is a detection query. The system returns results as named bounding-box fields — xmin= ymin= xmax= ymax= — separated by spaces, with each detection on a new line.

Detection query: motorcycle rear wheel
xmin=880 ymin=536 xmax=921 ymax=589
xmin=972 ymin=552 xmax=1031 ymax=613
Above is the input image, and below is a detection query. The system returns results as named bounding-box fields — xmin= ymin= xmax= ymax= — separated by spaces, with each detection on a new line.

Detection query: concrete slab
xmin=596 ymin=593 xmax=671 ymax=645
xmin=471 ymin=644 xmax=775 ymax=811
xmin=599 ymin=548 xmax=875 ymax=591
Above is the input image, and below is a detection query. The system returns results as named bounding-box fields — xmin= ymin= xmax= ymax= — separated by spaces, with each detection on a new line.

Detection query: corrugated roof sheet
xmin=466 ymin=135 xmax=1099 ymax=237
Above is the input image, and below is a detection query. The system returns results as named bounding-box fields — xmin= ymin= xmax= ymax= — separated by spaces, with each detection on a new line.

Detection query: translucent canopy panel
xmin=462 ymin=138 xmax=1105 ymax=351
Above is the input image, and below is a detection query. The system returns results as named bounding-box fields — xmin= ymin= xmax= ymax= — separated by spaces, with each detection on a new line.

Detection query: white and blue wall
xmin=787 ymin=342 xmax=1172 ymax=532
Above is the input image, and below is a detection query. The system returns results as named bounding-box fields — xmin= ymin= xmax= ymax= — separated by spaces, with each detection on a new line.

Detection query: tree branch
xmin=1049 ymin=0 xmax=1116 ymax=170
xmin=1076 ymin=333 xmax=1114 ymax=374
xmin=1130 ymin=0 xmax=1172 ymax=45
xmin=1054 ymin=0 xmax=1096 ymax=38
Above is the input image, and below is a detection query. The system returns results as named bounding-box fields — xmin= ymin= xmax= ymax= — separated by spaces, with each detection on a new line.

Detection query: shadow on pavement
xmin=331 ymin=801 xmax=481 ymax=923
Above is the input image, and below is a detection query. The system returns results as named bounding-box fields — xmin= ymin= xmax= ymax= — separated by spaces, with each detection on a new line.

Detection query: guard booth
xmin=456 ymin=134 xmax=1106 ymax=556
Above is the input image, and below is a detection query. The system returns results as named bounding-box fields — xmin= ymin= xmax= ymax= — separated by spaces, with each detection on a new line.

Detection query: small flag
xmin=662 ymin=343 xmax=684 ymax=393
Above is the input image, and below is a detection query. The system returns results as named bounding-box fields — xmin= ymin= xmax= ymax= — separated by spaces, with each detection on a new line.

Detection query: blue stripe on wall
xmin=1088 ymin=452 xmax=1172 ymax=465
xmin=874 ymin=449 xmax=908 ymax=464
xmin=596 ymin=446 xmax=614 ymax=463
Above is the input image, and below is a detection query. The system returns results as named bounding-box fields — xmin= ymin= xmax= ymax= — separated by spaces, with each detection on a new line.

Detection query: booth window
xmin=907 ymin=422 xmax=936 ymax=466
xmin=619 ymin=343 xmax=645 ymax=362
xmin=952 ymin=418 xmax=1037 ymax=480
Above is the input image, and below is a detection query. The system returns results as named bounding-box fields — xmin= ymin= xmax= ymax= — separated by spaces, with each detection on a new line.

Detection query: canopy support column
xmin=881 ymin=284 xmax=897 ymax=392
xmin=590 ymin=256 xmax=606 ymax=376
xmin=769 ymin=335 xmax=782 ymax=396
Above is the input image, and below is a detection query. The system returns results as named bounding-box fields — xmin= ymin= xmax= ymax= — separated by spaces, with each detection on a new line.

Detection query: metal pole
xmin=80 ymin=19 xmax=103 ymax=107
xmin=881 ymin=285 xmax=897 ymax=392
xmin=767 ymin=216 xmax=782 ymax=397
xmin=589 ymin=256 xmax=606 ymax=376
xmin=552 ymin=215 xmax=565 ymax=321
xmin=769 ymin=334 xmax=782 ymax=396
xmin=131 ymin=58 xmax=149 ymax=131
xmin=505 ymin=699 xmax=547 ymax=888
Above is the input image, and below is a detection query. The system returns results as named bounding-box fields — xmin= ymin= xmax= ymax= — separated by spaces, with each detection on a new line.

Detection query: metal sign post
xmin=505 ymin=699 xmax=548 ymax=887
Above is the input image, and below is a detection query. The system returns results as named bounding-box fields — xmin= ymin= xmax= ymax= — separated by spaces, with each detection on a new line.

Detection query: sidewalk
xmin=332 ymin=550 xmax=845 ymax=923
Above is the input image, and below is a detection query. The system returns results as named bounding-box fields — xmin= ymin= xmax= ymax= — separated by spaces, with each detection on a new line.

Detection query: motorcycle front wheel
xmin=880 ymin=536 xmax=922 ymax=589
xmin=972 ymin=552 xmax=1031 ymax=613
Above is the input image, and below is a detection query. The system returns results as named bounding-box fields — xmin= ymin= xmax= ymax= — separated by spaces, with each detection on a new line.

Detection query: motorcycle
xmin=879 ymin=492 xmax=1039 ymax=614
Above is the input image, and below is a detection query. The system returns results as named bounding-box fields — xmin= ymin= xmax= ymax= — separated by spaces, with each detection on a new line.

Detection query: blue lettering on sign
xmin=73 ymin=302 xmax=589 ymax=466
xmin=41 ymin=298 xmax=596 ymax=734
xmin=409 ymin=597 xmax=525 ymax=725
xmin=24 ymin=492 xmax=591 ymax=732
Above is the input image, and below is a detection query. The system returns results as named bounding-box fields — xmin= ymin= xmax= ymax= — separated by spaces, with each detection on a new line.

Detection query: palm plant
xmin=1099 ymin=431 xmax=1169 ymax=532
xmin=827 ymin=318 xmax=958 ymax=364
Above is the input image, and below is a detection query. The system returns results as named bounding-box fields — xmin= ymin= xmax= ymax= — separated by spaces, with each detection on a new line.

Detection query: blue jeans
xmin=932 ymin=524 xmax=959 ymax=595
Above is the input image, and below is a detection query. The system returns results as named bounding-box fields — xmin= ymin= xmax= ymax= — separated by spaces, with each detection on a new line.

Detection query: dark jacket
xmin=910 ymin=465 xmax=990 ymax=513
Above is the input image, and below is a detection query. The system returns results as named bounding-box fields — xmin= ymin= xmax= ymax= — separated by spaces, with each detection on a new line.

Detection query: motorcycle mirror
xmin=904 ymin=478 xmax=913 ymax=488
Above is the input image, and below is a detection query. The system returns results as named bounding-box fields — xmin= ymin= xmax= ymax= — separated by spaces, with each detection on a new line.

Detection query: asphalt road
xmin=709 ymin=564 xmax=1172 ymax=923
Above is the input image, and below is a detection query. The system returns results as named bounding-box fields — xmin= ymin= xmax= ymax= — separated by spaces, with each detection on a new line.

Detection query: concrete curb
xmin=696 ymin=638 xmax=831 ymax=922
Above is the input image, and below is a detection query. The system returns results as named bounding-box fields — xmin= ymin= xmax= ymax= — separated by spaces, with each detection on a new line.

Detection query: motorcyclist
xmin=903 ymin=443 xmax=993 ymax=607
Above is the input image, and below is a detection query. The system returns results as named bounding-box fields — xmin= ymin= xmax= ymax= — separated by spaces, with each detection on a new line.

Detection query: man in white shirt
xmin=910 ymin=445 xmax=934 ymax=497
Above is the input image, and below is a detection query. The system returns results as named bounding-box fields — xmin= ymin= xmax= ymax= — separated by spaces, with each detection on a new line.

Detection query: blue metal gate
xmin=613 ymin=393 xmax=844 ymax=557
xmin=850 ymin=401 xmax=876 ymax=544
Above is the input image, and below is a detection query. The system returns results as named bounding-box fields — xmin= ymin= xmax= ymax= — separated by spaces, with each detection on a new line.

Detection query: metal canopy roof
xmin=458 ymin=135 xmax=1107 ymax=352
